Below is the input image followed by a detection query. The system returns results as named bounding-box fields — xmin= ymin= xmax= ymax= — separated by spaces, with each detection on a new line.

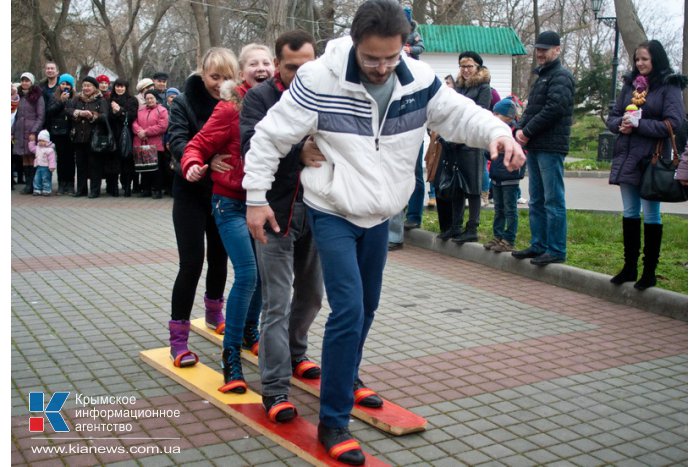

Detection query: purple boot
xmin=169 ymin=320 xmax=199 ymax=367
xmin=204 ymin=294 xmax=225 ymax=335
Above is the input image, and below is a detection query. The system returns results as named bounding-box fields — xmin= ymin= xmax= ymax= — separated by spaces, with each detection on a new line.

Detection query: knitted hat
xmin=38 ymin=129 xmax=51 ymax=142
xmin=166 ymin=87 xmax=180 ymax=97
xmin=96 ymin=74 xmax=110 ymax=84
xmin=20 ymin=72 xmax=35 ymax=85
xmin=136 ymin=78 xmax=154 ymax=93
xmin=152 ymin=71 xmax=169 ymax=81
xmin=493 ymin=98 xmax=517 ymax=119
xmin=58 ymin=74 xmax=75 ymax=88
xmin=82 ymin=76 xmax=99 ymax=88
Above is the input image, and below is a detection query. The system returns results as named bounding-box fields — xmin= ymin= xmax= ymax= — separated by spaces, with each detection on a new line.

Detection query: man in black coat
xmin=513 ymin=31 xmax=575 ymax=265
xmin=239 ymin=30 xmax=325 ymax=424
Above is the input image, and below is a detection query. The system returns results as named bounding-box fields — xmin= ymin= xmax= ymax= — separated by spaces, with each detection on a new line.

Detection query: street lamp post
xmin=591 ymin=0 xmax=620 ymax=161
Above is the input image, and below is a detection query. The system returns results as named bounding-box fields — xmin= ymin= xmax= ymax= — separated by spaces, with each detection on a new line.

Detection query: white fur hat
xmin=38 ymin=129 xmax=51 ymax=142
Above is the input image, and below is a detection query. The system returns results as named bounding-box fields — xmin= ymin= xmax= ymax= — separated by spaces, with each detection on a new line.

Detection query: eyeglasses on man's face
xmin=459 ymin=64 xmax=476 ymax=69
xmin=359 ymin=51 xmax=402 ymax=68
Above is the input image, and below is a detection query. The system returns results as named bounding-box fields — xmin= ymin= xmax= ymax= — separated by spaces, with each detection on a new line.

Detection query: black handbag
xmin=119 ymin=115 xmax=132 ymax=160
xmin=437 ymin=159 xmax=468 ymax=199
xmin=90 ymin=119 xmax=116 ymax=153
xmin=639 ymin=120 xmax=688 ymax=203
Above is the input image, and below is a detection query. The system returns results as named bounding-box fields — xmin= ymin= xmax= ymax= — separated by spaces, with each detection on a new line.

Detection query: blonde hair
xmin=198 ymin=47 xmax=239 ymax=81
xmin=238 ymin=43 xmax=273 ymax=69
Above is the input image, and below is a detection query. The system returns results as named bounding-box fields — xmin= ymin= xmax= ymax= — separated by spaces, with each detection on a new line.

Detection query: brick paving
xmin=11 ymin=191 xmax=687 ymax=466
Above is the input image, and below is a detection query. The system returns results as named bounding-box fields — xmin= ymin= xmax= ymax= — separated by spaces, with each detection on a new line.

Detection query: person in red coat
xmin=132 ymin=90 xmax=168 ymax=198
xmin=180 ymin=79 xmax=262 ymax=394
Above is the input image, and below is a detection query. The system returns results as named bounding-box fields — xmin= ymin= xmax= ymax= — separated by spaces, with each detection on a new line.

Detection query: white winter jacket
xmin=243 ymin=36 xmax=511 ymax=228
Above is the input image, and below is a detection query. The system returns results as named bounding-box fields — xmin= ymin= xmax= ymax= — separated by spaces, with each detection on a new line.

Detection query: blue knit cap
xmin=493 ymin=98 xmax=517 ymax=119
xmin=166 ymin=87 xmax=180 ymax=97
xmin=58 ymin=73 xmax=75 ymax=89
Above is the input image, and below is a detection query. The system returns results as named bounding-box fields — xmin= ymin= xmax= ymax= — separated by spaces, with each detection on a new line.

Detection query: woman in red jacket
xmin=180 ymin=79 xmax=261 ymax=394
xmin=132 ymin=89 xmax=169 ymax=198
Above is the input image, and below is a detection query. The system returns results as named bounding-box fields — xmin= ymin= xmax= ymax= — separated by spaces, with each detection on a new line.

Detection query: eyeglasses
xmin=358 ymin=52 xmax=402 ymax=69
xmin=459 ymin=65 xmax=476 ymax=69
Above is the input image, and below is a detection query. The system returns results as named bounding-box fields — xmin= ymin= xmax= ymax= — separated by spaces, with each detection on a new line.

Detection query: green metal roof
xmin=417 ymin=24 xmax=527 ymax=56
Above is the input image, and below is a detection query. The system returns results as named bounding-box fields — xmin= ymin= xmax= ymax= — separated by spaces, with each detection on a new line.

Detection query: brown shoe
xmin=483 ymin=238 xmax=502 ymax=250
xmin=492 ymin=240 xmax=514 ymax=253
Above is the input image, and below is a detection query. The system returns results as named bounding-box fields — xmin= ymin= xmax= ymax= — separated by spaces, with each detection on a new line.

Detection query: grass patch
xmin=421 ymin=208 xmax=688 ymax=294
xmin=564 ymin=159 xmax=611 ymax=171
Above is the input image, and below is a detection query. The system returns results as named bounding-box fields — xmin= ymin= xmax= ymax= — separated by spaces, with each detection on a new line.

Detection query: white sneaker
xmin=517 ymin=197 xmax=528 ymax=205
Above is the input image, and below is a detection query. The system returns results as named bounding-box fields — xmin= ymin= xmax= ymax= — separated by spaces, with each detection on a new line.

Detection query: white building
xmin=416 ymin=24 xmax=526 ymax=98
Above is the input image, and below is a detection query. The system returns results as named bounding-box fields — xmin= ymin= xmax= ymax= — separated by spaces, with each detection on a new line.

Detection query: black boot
xmin=21 ymin=167 xmax=34 ymax=194
xmin=635 ymin=224 xmax=663 ymax=290
xmin=611 ymin=217 xmax=641 ymax=284
xmin=452 ymin=220 xmax=479 ymax=244
xmin=88 ymin=180 xmax=100 ymax=198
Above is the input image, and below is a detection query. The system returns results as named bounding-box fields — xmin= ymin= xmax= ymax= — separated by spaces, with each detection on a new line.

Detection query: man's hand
xmin=211 ymin=154 xmax=233 ymax=173
xmin=489 ymin=136 xmax=526 ymax=172
xmin=186 ymin=164 xmax=208 ymax=182
xmin=247 ymin=205 xmax=280 ymax=244
xmin=514 ymin=129 xmax=529 ymax=146
xmin=300 ymin=136 xmax=326 ymax=167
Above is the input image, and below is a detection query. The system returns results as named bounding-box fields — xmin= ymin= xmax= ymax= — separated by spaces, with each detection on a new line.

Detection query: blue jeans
xmin=527 ymin=151 xmax=567 ymax=258
xmin=492 ymin=184 xmax=519 ymax=243
xmin=619 ymin=183 xmax=661 ymax=224
xmin=405 ymin=143 xmax=425 ymax=225
xmin=388 ymin=210 xmax=404 ymax=244
xmin=306 ymin=208 xmax=388 ymax=428
xmin=33 ymin=166 xmax=52 ymax=194
xmin=211 ymin=195 xmax=262 ymax=350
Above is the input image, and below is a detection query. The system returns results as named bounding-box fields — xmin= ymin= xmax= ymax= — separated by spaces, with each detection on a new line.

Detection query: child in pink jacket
xmin=30 ymin=129 xmax=57 ymax=196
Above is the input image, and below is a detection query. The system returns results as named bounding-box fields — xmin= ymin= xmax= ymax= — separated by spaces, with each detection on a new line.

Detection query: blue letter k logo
xmin=29 ymin=392 xmax=70 ymax=432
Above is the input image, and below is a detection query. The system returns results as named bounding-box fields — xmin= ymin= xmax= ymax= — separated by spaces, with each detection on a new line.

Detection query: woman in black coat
xmin=46 ymin=74 xmax=76 ymax=194
xmin=436 ymin=51 xmax=492 ymax=242
xmin=605 ymin=40 xmax=686 ymax=290
xmin=108 ymin=78 xmax=139 ymax=196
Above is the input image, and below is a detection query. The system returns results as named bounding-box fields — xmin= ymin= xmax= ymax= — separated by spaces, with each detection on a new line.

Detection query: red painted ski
xmin=190 ymin=318 xmax=427 ymax=435
xmin=140 ymin=347 xmax=389 ymax=467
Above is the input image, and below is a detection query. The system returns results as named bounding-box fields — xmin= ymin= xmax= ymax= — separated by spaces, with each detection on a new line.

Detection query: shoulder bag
xmin=639 ymin=120 xmax=687 ymax=203
xmin=90 ymin=118 xmax=116 ymax=153
xmin=119 ymin=115 xmax=133 ymax=160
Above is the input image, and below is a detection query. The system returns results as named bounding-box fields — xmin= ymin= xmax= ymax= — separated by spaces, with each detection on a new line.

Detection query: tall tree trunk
xmin=612 ymin=0 xmax=646 ymax=62
xmin=316 ymin=0 xmax=334 ymax=54
xmin=29 ymin=0 xmax=42 ymax=76
xmin=412 ymin=0 xmax=427 ymax=24
xmin=265 ymin=0 xmax=289 ymax=50
xmin=191 ymin=1 xmax=212 ymax=56
xmin=208 ymin=0 xmax=222 ymax=47
xmin=527 ymin=0 xmax=540 ymax=90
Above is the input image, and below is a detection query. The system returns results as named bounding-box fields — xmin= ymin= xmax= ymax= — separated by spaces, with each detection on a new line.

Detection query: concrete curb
xmin=405 ymin=228 xmax=688 ymax=322
xmin=564 ymin=170 xmax=609 ymax=178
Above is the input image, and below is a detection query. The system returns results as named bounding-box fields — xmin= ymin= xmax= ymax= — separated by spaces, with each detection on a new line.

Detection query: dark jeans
xmin=73 ymin=143 xmax=94 ymax=195
xmin=492 ymin=184 xmax=519 ymax=243
xmin=171 ymin=176 xmax=228 ymax=321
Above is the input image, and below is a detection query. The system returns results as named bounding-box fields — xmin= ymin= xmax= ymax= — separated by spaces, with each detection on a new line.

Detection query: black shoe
xmin=318 ymin=423 xmax=365 ymax=465
xmin=388 ymin=242 xmax=403 ymax=251
xmin=219 ymin=347 xmax=246 ymax=394
xmin=88 ymin=192 xmax=99 ymax=199
xmin=72 ymin=191 xmax=86 ymax=197
xmin=262 ymin=394 xmax=297 ymax=423
xmin=437 ymin=228 xmax=460 ymax=240
xmin=292 ymin=356 xmax=321 ymax=379
xmin=242 ymin=323 xmax=260 ymax=355
xmin=152 ymin=190 xmax=163 ymax=199
xmin=123 ymin=187 xmax=132 ymax=198
xmin=353 ymin=378 xmax=383 ymax=408
xmin=139 ymin=191 xmax=152 ymax=198
xmin=452 ymin=229 xmax=478 ymax=244
xmin=530 ymin=253 xmax=565 ymax=266
xmin=404 ymin=221 xmax=420 ymax=231
xmin=511 ymin=247 xmax=542 ymax=259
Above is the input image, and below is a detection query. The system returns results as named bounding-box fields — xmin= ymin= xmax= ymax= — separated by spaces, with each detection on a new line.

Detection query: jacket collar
xmin=534 ymin=58 xmax=561 ymax=76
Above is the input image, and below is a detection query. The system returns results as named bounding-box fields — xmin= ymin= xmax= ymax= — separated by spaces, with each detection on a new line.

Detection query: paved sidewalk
xmin=11 ymin=192 xmax=687 ymax=466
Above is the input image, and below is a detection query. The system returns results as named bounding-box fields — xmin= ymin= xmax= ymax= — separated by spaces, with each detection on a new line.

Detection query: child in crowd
xmin=483 ymin=97 xmax=525 ymax=252
xmin=29 ymin=129 xmax=57 ymax=196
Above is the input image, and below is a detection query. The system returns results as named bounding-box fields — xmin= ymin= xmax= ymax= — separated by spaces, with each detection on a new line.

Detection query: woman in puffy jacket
xmin=606 ymin=39 xmax=686 ymax=290
xmin=132 ymin=89 xmax=168 ymax=198
xmin=180 ymin=78 xmax=261 ymax=395
xmin=46 ymin=74 xmax=75 ymax=194
xmin=13 ymin=72 xmax=45 ymax=194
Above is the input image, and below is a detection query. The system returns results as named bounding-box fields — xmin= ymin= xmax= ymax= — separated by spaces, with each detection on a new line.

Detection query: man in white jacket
xmin=244 ymin=0 xmax=525 ymax=463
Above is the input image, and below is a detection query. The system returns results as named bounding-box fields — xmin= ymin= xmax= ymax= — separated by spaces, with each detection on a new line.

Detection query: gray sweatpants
xmin=256 ymin=202 xmax=324 ymax=396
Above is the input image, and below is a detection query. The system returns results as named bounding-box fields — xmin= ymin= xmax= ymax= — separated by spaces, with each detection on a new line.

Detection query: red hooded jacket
xmin=180 ymin=81 xmax=244 ymax=201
